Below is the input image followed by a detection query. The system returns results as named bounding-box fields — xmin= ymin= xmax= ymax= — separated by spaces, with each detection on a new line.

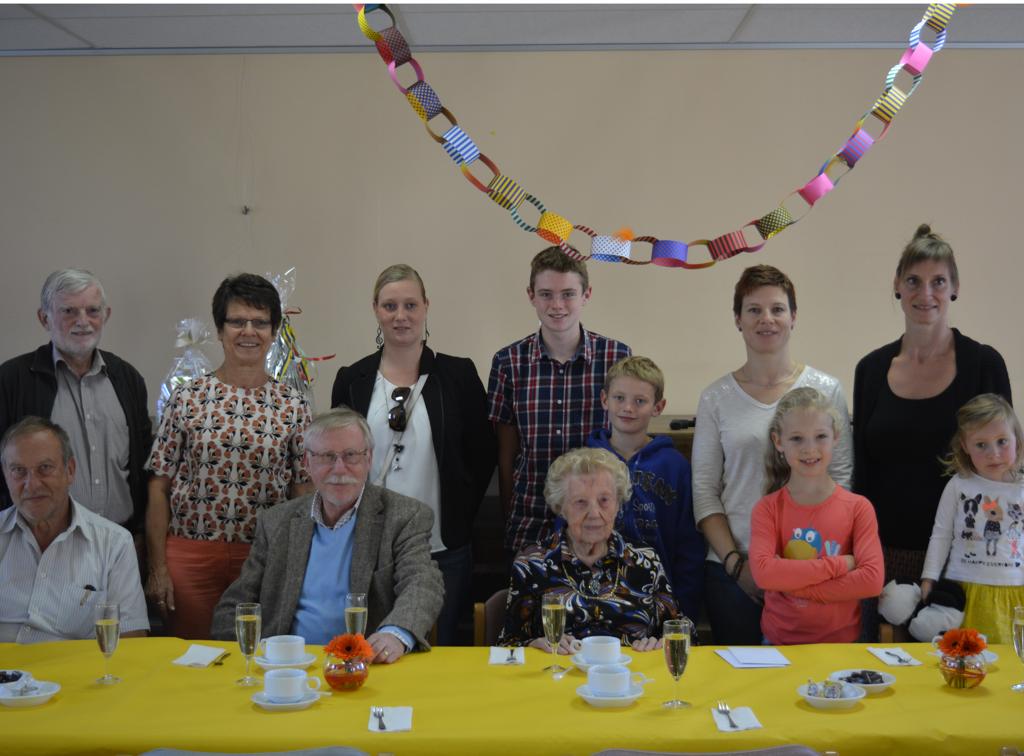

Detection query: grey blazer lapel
xmin=275 ymin=504 xmax=315 ymax=634
xmin=350 ymin=485 xmax=384 ymax=595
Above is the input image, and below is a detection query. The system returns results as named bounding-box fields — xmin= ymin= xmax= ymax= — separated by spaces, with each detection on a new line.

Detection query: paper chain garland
xmin=353 ymin=3 xmax=959 ymax=269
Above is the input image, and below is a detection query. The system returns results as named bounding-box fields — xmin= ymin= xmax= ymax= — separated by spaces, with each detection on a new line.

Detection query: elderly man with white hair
xmin=0 ymin=269 xmax=151 ymax=536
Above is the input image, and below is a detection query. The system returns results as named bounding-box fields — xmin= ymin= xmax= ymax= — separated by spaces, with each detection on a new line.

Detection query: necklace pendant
xmin=589 ymin=578 xmax=601 ymax=594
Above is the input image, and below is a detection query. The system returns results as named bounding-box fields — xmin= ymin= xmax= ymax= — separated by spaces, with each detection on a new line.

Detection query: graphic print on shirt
xmin=784 ymin=527 xmax=843 ymax=561
xmin=1005 ymin=502 xmax=1023 ymax=567
xmin=982 ymin=498 xmax=1005 ymax=557
xmin=960 ymin=492 xmax=981 ymax=559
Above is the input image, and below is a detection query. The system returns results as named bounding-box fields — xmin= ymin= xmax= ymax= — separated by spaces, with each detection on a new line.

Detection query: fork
xmin=716 ymin=700 xmax=739 ymax=729
xmin=372 ymin=706 xmax=386 ymax=731
xmin=884 ymin=650 xmax=911 ymax=665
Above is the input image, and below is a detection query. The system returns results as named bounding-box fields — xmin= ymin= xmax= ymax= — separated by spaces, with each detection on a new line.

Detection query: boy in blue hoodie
xmin=586 ymin=356 xmax=704 ymax=623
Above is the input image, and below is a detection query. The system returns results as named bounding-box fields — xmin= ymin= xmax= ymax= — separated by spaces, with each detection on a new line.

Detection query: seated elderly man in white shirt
xmin=0 ymin=416 xmax=148 ymax=643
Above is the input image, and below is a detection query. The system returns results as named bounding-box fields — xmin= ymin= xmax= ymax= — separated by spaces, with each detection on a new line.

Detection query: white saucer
xmin=576 ymin=683 xmax=643 ymax=708
xmin=0 ymin=680 xmax=60 ymax=708
xmin=254 ymin=653 xmax=317 ymax=670
xmin=570 ymin=653 xmax=632 ymax=672
xmin=251 ymin=690 xmax=319 ymax=712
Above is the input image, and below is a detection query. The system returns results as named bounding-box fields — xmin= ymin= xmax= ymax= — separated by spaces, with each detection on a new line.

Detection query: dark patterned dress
xmin=499 ymin=526 xmax=679 ymax=645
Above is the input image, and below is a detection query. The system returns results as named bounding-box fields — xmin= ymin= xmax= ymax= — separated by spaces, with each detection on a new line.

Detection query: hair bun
xmin=914 ymin=223 xmax=933 ymax=239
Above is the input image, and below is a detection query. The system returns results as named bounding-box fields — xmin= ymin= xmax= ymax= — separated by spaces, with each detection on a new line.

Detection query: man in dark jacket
xmin=0 ymin=269 xmax=151 ymax=536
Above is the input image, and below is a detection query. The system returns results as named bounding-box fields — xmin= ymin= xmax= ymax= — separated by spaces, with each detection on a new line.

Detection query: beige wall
xmin=1 ymin=48 xmax=1021 ymax=416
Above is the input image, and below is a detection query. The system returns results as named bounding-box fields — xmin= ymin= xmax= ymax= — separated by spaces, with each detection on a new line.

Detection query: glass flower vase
xmin=323 ymin=655 xmax=369 ymax=691
xmin=939 ymin=654 xmax=986 ymax=689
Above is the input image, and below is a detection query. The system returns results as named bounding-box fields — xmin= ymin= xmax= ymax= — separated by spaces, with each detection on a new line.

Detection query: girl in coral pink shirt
xmin=749 ymin=387 xmax=884 ymax=644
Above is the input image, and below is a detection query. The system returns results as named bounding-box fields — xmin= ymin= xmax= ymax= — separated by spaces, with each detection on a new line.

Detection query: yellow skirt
xmin=960 ymin=582 xmax=1024 ymax=645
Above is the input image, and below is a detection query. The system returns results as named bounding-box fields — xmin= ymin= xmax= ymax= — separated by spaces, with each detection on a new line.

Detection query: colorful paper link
xmin=352 ymin=3 xmax=960 ymax=269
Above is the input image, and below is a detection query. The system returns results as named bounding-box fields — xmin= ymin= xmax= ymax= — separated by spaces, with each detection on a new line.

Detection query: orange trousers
xmin=165 ymin=535 xmax=251 ymax=640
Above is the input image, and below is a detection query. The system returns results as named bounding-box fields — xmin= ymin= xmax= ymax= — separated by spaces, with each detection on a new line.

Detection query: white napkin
xmin=711 ymin=705 xmax=762 ymax=732
xmin=716 ymin=647 xmax=790 ymax=668
xmin=172 ymin=644 xmax=230 ymax=668
xmin=369 ymin=706 xmax=413 ymax=732
xmin=489 ymin=646 xmax=525 ymax=665
xmin=867 ymin=646 xmax=922 ymax=666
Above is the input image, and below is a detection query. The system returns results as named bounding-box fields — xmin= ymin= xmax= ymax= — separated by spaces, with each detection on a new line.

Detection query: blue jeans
xmin=432 ymin=544 xmax=473 ymax=646
xmin=702 ymin=560 xmax=764 ymax=645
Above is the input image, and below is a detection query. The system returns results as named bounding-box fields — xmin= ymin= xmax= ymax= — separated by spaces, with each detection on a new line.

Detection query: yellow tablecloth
xmin=1 ymin=638 xmax=1020 ymax=755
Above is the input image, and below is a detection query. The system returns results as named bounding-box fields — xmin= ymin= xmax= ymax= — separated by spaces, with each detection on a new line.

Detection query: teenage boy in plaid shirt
xmin=487 ymin=248 xmax=631 ymax=556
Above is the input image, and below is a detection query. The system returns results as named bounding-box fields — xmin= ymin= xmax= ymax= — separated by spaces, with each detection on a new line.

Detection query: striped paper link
xmin=486 ymin=174 xmax=526 ymax=210
xmin=707 ymin=230 xmax=750 ymax=261
xmin=870 ymin=86 xmax=908 ymax=125
xmin=754 ymin=206 xmax=794 ymax=240
xmin=908 ymin=17 xmax=949 ymax=54
xmin=883 ymin=62 xmax=924 ymax=100
xmin=558 ymin=241 xmax=590 ymax=262
xmin=838 ymin=127 xmax=874 ymax=167
xmin=375 ymin=26 xmax=411 ymax=67
xmin=441 ymin=126 xmax=480 ymax=166
xmin=357 ymin=5 xmax=394 ymax=42
xmin=591 ymin=234 xmax=633 ymax=262
xmin=406 ymin=81 xmax=443 ymax=122
xmin=460 ymin=153 xmax=501 ymax=194
xmin=509 ymin=194 xmax=546 ymax=234
xmin=925 ymin=3 xmax=957 ymax=34
xmin=537 ymin=211 xmax=573 ymax=245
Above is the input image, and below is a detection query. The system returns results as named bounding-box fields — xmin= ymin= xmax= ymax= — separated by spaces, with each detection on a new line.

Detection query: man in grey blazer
xmin=211 ymin=406 xmax=443 ymax=663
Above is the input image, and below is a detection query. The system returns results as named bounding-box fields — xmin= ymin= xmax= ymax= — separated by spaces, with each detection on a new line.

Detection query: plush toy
xmin=878 ymin=578 xmax=965 ymax=641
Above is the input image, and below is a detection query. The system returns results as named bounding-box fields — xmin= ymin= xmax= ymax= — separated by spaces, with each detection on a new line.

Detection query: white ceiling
xmin=2 ymin=4 xmax=1023 ymax=56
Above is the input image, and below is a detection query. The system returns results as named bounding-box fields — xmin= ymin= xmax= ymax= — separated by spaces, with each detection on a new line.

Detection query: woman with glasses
xmin=331 ymin=264 xmax=496 ymax=645
xmin=145 ymin=273 xmax=313 ymax=638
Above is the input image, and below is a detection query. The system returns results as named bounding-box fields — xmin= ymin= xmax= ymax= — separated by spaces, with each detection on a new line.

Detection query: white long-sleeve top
xmin=691 ymin=367 xmax=853 ymax=562
xmin=922 ymin=473 xmax=1024 ymax=585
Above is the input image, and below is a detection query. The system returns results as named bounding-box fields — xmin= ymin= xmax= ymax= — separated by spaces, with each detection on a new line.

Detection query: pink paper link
xmin=798 ymin=173 xmax=834 ymax=207
xmin=899 ymin=43 xmax=933 ymax=76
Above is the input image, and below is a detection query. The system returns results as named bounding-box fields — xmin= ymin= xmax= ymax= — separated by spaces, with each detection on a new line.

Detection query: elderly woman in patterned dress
xmin=499 ymin=447 xmax=679 ymax=652
xmin=144 ymin=273 xmax=312 ymax=639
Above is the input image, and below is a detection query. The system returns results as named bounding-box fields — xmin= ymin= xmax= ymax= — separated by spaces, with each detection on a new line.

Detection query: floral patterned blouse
xmin=499 ymin=526 xmax=679 ymax=645
xmin=146 ymin=374 xmax=311 ymax=543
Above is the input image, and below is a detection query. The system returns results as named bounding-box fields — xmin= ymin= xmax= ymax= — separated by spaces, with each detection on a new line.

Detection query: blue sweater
xmin=586 ymin=428 xmax=705 ymax=622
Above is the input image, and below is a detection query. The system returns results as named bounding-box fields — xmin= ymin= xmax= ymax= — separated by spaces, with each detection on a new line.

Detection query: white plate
xmin=251 ymin=690 xmax=319 ymax=712
xmin=254 ymin=653 xmax=317 ymax=671
xmin=828 ymin=669 xmax=896 ymax=694
xmin=576 ymin=683 xmax=643 ymax=708
xmin=797 ymin=682 xmax=866 ymax=710
xmin=570 ymin=653 xmax=632 ymax=672
xmin=0 ymin=680 xmax=60 ymax=708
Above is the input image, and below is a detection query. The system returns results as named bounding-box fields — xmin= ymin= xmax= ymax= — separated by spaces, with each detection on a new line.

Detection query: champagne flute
xmin=1012 ymin=605 xmax=1024 ymax=692
xmin=95 ymin=603 xmax=120 ymax=685
xmin=345 ymin=592 xmax=368 ymax=636
xmin=235 ymin=603 xmax=261 ymax=687
xmin=662 ymin=617 xmax=693 ymax=708
xmin=541 ymin=591 xmax=567 ymax=675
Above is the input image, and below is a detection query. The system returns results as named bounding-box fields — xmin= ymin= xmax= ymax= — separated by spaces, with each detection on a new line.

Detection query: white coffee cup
xmin=580 ymin=635 xmax=620 ymax=665
xmin=587 ymin=663 xmax=645 ymax=697
xmin=263 ymin=668 xmax=321 ymax=703
xmin=259 ymin=634 xmax=306 ymax=663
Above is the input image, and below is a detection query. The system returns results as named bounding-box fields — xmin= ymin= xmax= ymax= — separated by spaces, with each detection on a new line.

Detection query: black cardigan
xmin=852 ymin=328 xmax=1012 ymax=550
xmin=331 ymin=347 xmax=496 ymax=550
xmin=0 ymin=342 xmax=153 ymax=533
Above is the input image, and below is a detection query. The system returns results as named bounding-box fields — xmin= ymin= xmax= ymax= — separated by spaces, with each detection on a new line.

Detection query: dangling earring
xmin=951 ymin=294 xmax=958 ymax=302
xmin=894 ymin=292 xmax=902 ymax=300
xmin=423 ymin=322 xmax=430 ymax=344
xmin=375 ymin=326 xmax=384 ymax=350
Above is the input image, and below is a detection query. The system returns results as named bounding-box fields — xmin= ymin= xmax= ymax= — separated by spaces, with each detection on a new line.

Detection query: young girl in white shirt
xmin=921 ymin=393 xmax=1024 ymax=644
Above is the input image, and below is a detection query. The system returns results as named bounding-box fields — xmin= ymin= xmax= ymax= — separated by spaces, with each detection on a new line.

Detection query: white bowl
xmin=828 ymin=669 xmax=896 ymax=694
xmin=0 ymin=670 xmax=32 ymax=687
xmin=0 ymin=680 xmax=60 ymax=708
xmin=797 ymin=681 xmax=866 ymax=710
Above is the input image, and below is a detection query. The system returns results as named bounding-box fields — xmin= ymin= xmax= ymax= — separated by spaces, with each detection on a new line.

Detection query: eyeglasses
xmin=307 ymin=449 xmax=369 ymax=467
xmin=388 ymin=387 xmax=412 ymax=432
xmin=223 ymin=318 xmax=273 ymax=331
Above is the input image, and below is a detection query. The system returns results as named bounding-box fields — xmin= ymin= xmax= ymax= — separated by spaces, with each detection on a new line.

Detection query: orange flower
xmin=324 ymin=633 xmax=374 ymax=660
xmin=937 ymin=628 xmax=987 ymax=658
